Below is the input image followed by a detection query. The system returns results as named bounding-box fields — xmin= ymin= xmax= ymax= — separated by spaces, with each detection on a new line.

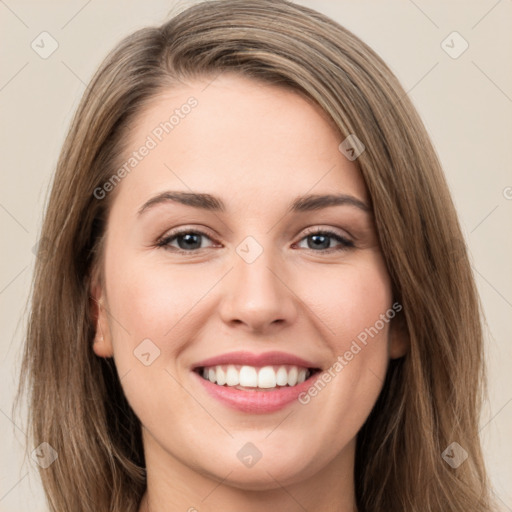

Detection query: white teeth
xmin=216 ymin=366 xmax=226 ymax=386
xmin=258 ymin=366 xmax=276 ymax=388
xmin=239 ymin=366 xmax=258 ymax=387
xmin=276 ymin=366 xmax=288 ymax=386
xmin=225 ymin=365 xmax=239 ymax=386
xmin=199 ymin=364 xmax=314 ymax=389
xmin=287 ymin=366 xmax=298 ymax=386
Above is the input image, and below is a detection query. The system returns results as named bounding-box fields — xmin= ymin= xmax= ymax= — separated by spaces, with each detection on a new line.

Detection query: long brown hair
xmin=17 ymin=1 xmax=496 ymax=510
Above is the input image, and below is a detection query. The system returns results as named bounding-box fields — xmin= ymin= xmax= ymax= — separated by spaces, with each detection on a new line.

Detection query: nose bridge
xmin=219 ymin=234 xmax=297 ymax=330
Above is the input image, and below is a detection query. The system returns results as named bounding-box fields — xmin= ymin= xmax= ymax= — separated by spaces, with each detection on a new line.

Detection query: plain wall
xmin=1 ymin=1 xmax=511 ymax=510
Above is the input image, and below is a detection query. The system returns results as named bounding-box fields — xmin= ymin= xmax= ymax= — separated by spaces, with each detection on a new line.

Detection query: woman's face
xmin=92 ymin=74 xmax=406 ymax=491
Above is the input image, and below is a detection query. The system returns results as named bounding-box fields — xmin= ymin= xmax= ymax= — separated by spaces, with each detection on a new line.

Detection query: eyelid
xmin=300 ymin=225 xmax=353 ymax=241
xmin=156 ymin=225 xmax=218 ymax=248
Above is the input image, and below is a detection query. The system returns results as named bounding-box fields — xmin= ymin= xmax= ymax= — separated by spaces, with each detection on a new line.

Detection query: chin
xmin=198 ymin=451 xmax=320 ymax=491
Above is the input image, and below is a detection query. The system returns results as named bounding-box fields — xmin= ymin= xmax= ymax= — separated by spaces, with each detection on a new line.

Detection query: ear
xmin=89 ymin=268 xmax=114 ymax=358
xmin=388 ymin=307 xmax=409 ymax=359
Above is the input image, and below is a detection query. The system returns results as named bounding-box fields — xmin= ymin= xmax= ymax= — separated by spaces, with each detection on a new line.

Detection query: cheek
xmin=105 ymin=249 xmax=210 ymax=346
xmin=102 ymin=250 xmax=204 ymax=424
xmin=311 ymin=255 xmax=393 ymax=349
xmin=297 ymin=256 xmax=392 ymax=430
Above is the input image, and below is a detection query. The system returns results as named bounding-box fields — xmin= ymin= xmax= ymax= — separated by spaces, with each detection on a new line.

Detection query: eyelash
xmin=156 ymin=227 xmax=355 ymax=255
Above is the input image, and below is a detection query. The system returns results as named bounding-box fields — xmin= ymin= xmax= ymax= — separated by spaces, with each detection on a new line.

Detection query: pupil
xmin=310 ymin=234 xmax=329 ymax=250
xmin=179 ymin=233 xmax=201 ymax=250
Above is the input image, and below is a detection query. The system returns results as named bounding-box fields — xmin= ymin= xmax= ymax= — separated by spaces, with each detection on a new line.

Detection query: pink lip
xmin=192 ymin=350 xmax=320 ymax=370
xmin=191 ymin=369 xmax=321 ymax=413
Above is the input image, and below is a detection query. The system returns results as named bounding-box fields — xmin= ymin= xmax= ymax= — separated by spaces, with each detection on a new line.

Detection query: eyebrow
xmin=137 ymin=191 xmax=371 ymax=216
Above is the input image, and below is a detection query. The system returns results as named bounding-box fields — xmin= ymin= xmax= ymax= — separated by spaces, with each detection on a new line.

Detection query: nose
xmin=218 ymin=242 xmax=299 ymax=334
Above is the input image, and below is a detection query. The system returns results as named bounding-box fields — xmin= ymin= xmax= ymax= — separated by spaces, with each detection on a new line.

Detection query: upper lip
xmin=193 ymin=350 xmax=321 ymax=369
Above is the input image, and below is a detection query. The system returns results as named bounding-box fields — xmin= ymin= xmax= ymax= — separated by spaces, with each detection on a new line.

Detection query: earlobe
xmin=92 ymin=314 xmax=114 ymax=358
xmin=90 ymin=273 xmax=114 ymax=358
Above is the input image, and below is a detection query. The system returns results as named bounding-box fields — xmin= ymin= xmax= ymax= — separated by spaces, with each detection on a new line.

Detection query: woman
xmin=19 ymin=0 xmax=496 ymax=510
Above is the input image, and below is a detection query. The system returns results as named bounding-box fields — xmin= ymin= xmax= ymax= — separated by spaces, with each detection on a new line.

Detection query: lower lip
xmin=192 ymin=370 xmax=321 ymax=413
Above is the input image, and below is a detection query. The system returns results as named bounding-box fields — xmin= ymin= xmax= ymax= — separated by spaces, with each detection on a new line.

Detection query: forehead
xmin=111 ymin=73 xmax=368 ymax=214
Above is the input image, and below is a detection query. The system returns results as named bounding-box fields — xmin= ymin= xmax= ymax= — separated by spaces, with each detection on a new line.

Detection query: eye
xmin=156 ymin=228 xmax=217 ymax=253
xmin=156 ymin=227 xmax=355 ymax=255
xmin=294 ymin=228 xmax=354 ymax=253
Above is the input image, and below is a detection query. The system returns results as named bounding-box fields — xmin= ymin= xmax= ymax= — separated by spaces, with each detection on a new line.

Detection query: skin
xmin=91 ymin=73 xmax=407 ymax=512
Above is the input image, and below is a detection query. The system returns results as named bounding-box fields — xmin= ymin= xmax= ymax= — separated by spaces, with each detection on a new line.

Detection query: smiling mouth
xmin=194 ymin=364 xmax=321 ymax=391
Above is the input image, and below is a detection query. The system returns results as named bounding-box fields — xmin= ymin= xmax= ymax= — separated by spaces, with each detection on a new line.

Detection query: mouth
xmin=193 ymin=364 xmax=322 ymax=392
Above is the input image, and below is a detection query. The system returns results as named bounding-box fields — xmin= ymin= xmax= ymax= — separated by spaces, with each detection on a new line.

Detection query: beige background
xmin=1 ymin=1 xmax=511 ymax=510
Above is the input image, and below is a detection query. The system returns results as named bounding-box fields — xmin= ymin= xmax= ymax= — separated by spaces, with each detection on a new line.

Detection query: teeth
xmin=216 ymin=366 xmax=226 ymax=386
xmin=226 ymin=365 xmax=239 ymax=386
xmin=258 ymin=366 xmax=276 ymax=388
xmin=276 ymin=366 xmax=288 ymax=386
xmin=239 ymin=366 xmax=258 ymax=387
xmin=199 ymin=364 xmax=313 ymax=389
xmin=288 ymin=366 xmax=298 ymax=386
